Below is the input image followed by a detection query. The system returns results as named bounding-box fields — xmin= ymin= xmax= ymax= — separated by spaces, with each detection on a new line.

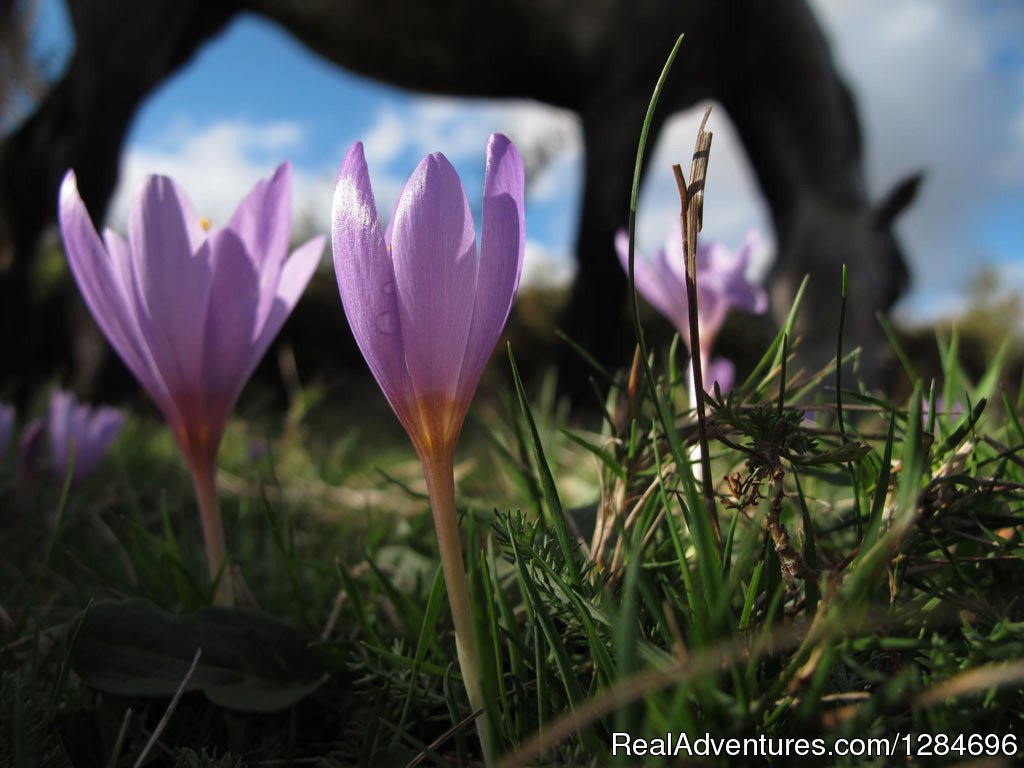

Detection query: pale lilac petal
xmin=626 ymin=220 xmax=769 ymax=352
xmin=706 ymin=357 xmax=735 ymax=394
xmin=457 ymin=134 xmax=525 ymax=403
xmin=279 ymin=237 xmax=325 ymax=305
xmin=200 ymin=228 xmax=261 ymax=432
xmin=616 ymin=229 xmax=682 ymax=328
xmin=59 ymin=174 xmax=156 ymax=393
xmin=77 ymin=406 xmax=124 ymax=477
xmin=390 ymin=152 xmax=477 ymax=403
xmin=729 ymin=231 xmax=769 ymax=314
xmin=101 ymin=228 xmax=177 ymax=420
xmin=228 ymin=162 xmax=291 ymax=330
xmin=695 ymin=242 xmax=732 ymax=344
xmin=383 ymin=194 xmax=402 ymax=247
xmin=127 ymin=174 xmax=205 ymax=261
xmin=127 ymin=176 xmax=213 ymax=400
xmin=48 ymin=390 xmax=124 ymax=480
xmin=700 ymin=237 xmax=767 ymax=315
xmin=0 ymin=403 xmax=14 ymax=457
xmin=228 ymin=162 xmax=291 ymax=269
xmin=246 ymin=235 xmax=324 ymax=381
xmin=48 ymin=390 xmax=73 ymax=481
xmin=651 ymin=244 xmax=690 ymax=337
xmin=332 ymin=142 xmax=416 ymax=425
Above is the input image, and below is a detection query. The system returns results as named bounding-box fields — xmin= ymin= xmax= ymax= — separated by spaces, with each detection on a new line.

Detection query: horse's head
xmin=770 ymin=173 xmax=923 ymax=384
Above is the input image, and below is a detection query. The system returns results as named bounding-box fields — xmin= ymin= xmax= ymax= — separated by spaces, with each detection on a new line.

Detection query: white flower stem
xmin=421 ymin=450 xmax=494 ymax=765
xmin=688 ymin=355 xmax=705 ymax=483
xmin=189 ymin=457 xmax=233 ymax=607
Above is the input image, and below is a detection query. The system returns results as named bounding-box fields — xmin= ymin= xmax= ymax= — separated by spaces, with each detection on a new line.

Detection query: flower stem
xmin=421 ymin=450 xmax=494 ymax=764
xmin=189 ymin=457 xmax=233 ymax=607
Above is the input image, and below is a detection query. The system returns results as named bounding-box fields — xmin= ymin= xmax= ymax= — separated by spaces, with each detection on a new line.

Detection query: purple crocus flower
xmin=333 ymin=135 xmax=524 ymax=465
xmin=59 ymin=163 xmax=324 ymax=604
xmin=332 ymin=134 xmax=524 ymax=759
xmin=616 ymin=224 xmax=768 ymax=393
xmin=47 ymin=389 xmax=124 ymax=482
xmin=0 ymin=403 xmax=13 ymax=458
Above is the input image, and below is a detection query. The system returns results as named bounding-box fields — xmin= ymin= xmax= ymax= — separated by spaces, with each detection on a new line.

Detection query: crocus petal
xmin=48 ymin=390 xmax=73 ymax=480
xmin=706 ymin=357 xmax=736 ymax=394
xmin=0 ymin=403 xmax=14 ymax=457
xmin=47 ymin=390 xmax=124 ymax=480
xmin=101 ymin=228 xmax=178 ymax=419
xmin=622 ymin=219 xmax=769 ymax=356
xmin=694 ymin=242 xmax=732 ymax=343
xmin=78 ymin=406 xmax=124 ymax=477
xmin=59 ymin=174 xmax=156 ymax=393
xmin=228 ymin=162 xmax=292 ymax=330
xmin=201 ymin=228 xmax=261 ymax=432
xmin=127 ymin=173 xmax=206 ymax=262
xmin=697 ymin=236 xmax=769 ymax=344
xmin=389 ymin=152 xmax=477 ymax=405
xmin=332 ymin=142 xmax=417 ymax=428
xmin=728 ymin=231 xmax=769 ymax=314
xmin=457 ymin=134 xmax=525 ymax=404
xmin=335 ymin=138 xmax=526 ymax=461
xmin=615 ymin=230 xmax=679 ymax=324
xmin=127 ymin=176 xmax=213 ymax=400
xmin=246 ymin=235 xmax=324 ymax=380
xmin=651 ymin=245 xmax=690 ymax=336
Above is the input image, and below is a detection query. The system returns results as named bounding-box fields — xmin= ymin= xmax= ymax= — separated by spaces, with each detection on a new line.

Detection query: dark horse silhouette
xmin=0 ymin=0 xmax=919 ymax=395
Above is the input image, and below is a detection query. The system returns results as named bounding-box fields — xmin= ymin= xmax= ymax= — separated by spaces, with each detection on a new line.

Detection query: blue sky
xmin=22 ymin=0 xmax=1024 ymax=323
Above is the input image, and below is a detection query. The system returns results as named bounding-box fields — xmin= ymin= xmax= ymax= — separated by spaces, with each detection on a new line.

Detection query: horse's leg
xmin=560 ymin=102 xmax=665 ymax=402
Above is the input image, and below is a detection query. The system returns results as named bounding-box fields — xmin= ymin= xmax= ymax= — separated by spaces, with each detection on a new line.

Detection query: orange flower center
xmin=408 ymin=393 xmax=463 ymax=460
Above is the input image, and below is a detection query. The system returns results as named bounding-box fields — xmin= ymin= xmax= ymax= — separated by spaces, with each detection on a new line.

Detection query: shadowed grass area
xmin=2 ymin=292 xmax=1023 ymax=766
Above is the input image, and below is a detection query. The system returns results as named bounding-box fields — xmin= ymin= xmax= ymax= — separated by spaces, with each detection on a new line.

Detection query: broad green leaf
xmin=68 ymin=599 xmax=326 ymax=712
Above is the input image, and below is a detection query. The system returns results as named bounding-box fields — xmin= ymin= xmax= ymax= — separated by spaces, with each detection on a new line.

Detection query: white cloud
xmin=112 ymin=113 xmax=580 ymax=288
xmin=360 ymin=108 xmax=408 ymax=166
xmin=111 ymin=118 xmax=313 ymax=229
xmin=522 ymin=239 xmax=574 ymax=288
xmin=352 ymin=98 xmax=581 ymax=206
xmin=354 ymin=97 xmax=578 ymax=167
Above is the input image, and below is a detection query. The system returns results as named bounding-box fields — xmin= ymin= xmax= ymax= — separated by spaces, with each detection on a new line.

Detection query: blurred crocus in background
xmin=15 ymin=392 xmax=122 ymax=486
xmin=0 ymin=403 xmax=13 ymax=458
xmin=616 ymin=224 xmax=768 ymax=399
xmin=47 ymin=389 xmax=124 ymax=482
xmin=333 ymin=134 xmax=524 ymax=761
xmin=18 ymin=418 xmax=46 ymax=486
xmin=59 ymin=163 xmax=324 ymax=605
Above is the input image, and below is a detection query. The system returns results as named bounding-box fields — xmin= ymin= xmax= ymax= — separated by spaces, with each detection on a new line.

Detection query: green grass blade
xmin=508 ymin=345 xmax=583 ymax=589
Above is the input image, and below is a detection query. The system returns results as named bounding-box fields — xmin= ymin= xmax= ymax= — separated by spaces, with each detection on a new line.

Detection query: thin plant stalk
xmin=187 ymin=456 xmax=232 ymax=606
xmin=672 ymin=108 xmax=720 ymax=541
xmin=420 ymin=449 xmax=494 ymax=764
